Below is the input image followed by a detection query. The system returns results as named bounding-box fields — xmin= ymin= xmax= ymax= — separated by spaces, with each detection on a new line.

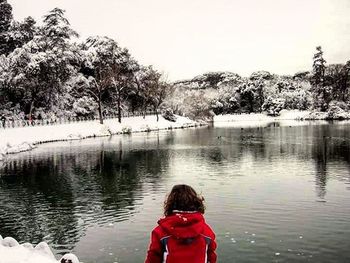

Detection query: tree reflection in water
xmin=0 ymin=134 xmax=170 ymax=255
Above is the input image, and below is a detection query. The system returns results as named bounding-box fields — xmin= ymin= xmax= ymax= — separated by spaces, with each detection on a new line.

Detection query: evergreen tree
xmin=6 ymin=16 xmax=37 ymax=53
xmin=42 ymin=8 xmax=78 ymax=48
xmin=0 ymin=0 xmax=13 ymax=55
xmin=311 ymin=46 xmax=330 ymax=111
xmin=312 ymin=46 xmax=326 ymax=85
xmin=0 ymin=0 xmax=12 ymax=31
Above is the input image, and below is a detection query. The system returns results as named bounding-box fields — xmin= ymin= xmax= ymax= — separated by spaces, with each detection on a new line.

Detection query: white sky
xmin=8 ymin=0 xmax=350 ymax=80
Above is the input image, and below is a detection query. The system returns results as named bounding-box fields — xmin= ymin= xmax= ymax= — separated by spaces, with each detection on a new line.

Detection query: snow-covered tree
xmin=130 ymin=65 xmax=148 ymax=113
xmin=311 ymin=46 xmax=330 ymax=111
xmin=0 ymin=0 xmax=12 ymax=32
xmin=183 ymin=90 xmax=213 ymax=120
xmin=0 ymin=54 xmax=10 ymax=108
xmin=262 ymin=96 xmax=285 ymax=116
xmin=7 ymin=43 xmax=78 ymax=117
xmin=79 ymin=36 xmax=136 ymax=124
xmin=0 ymin=0 xmax=13 ymax=55
xmin=41 ymin=8 xmax=78 ymax=48
xmin=149 ymin=77 xmax=169 ymax=121
xmin=324 ymin=63 xmax=350 ymax=102
xmin=6 ymin=16 xmax=37 ymax=53
xmin=72 ymin=96 xmax=98 ymax=117
xmin=4 ymin=8 xmax=80 ymax=118
xmin=133 ymin=66 xmax=169 ymax=121
xmin=234 ymin=77 xmax=267 ymax=113
xmin=312 ymin=46 xmax=326 ymax=85
xmin=250 ymin=71 xmax=273 ymax=81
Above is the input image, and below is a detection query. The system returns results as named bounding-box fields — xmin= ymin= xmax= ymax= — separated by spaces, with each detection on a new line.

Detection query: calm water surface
xmin=1 ymin=121 xmax=350 ymax=263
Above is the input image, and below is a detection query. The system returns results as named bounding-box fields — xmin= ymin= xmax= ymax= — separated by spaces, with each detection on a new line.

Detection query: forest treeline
xmin=1 ymin=0 xmax=350 ymax=122
xmin=0 ymin=3 xmax=168 ymax=124
xmin=172 ymin=46 xmax=350 ymax=119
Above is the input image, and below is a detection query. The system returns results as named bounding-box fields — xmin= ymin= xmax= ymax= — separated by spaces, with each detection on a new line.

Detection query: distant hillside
xmin=174 ymin=72 xmax=243 ymax=89
xmin=173 ymin=70 xmax=311 ymax=90
xmin=165 ymin=70 xmax=313 ymax=119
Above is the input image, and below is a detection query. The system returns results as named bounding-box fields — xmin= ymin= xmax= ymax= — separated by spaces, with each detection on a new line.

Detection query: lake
xmin=1 ymin=120 xmax=350 ymax=263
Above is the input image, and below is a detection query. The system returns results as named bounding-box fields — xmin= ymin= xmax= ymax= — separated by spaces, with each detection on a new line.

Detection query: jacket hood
xmin=158 ymin=212 xmax=205 ymax=239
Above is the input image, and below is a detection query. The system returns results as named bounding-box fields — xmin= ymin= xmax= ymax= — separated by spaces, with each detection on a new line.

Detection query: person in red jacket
xmin=145 ymin=184 xmax=217 ymax=263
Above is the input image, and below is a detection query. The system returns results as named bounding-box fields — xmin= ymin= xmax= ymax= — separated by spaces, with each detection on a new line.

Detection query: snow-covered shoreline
xmin=0 ymin=115 xmax=201 ymax=161
xmin=214 ymin=109 xmax=350 ymax=123
xmin=0 ymin=235 xmax=79 ymax=263
xmin=213 ymin=109 xmax=350 ymax=128
xmin=214 ymin=110 xmax=310 ymax=122
xmin=2 ymin=110 xmax=349 ymax=161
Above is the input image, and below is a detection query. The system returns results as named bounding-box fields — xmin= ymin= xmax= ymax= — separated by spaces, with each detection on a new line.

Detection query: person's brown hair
xmin=163 ymin=184 xmax=205 ymax=216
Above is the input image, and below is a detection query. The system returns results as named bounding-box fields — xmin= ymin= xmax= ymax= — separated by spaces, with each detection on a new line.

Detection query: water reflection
xmin=0 ymin=156 xmax=78 ymax=251
xmin=213 ymin=122 xmax=350 ymax=199
xmin=310 ymin=124 xmax=350 ymax=198
xmin=0 ymin=122 xmax=350 ymax=261
xmin=0 ymin=134 xmax=171 ymax=254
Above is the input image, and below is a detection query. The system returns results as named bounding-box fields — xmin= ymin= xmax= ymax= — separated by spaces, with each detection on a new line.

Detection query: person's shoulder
xmin=151 ymin=224 xmax=167 ymax=238
xmin=202 ymin=221 xmax=216 ymax=239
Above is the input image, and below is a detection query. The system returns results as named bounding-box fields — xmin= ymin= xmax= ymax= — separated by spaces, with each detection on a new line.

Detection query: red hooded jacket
xmin=145 ymin=211 xmax=217 ymax=263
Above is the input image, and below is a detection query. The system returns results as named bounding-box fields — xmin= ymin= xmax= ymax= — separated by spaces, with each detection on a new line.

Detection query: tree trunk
xmin=131 ymin=102 xmax=135 ymax=114
xmin=142 ymin=100 xmax=146 ymax=119
xmin=98 ymin=98 xmax=104 ymax=124
xmin=155 ymin=106 xmax=159 ymax=122
xmin=117 ymin=92 xmax=122 ymax=123
xmin=249 ymin=98 xmax=254 ymax=113
xmin=28 ymin=100 xmax=34 ymax=121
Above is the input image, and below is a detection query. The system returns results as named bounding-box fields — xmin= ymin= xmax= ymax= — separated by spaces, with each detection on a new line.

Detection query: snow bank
xmin=0 ymin=115 xmax=199 ymax=160
xmin=214 ymin=113 xmax=271 ymax=122
xmin=0 ymin=235 xmax=79 ymax=263
xmin=213 ymin=110 xmax=310 ymax=123
xmin=213 ymin=110 xmax=314 ymax=128
xmin=212 ymin=109 xmax=350 ymax=128
xmin=278 ymin=110 xmax=310 ymax=120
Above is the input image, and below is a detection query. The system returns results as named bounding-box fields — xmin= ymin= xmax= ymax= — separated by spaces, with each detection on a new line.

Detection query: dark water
xmin=1 ymin=121 xmax=350 ymax=263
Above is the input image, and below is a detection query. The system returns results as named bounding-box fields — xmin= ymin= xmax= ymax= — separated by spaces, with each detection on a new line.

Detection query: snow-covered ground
xmin=0 ymin=235 xmax=79 ymax=263
xmin=0 ymin=115 xmax=199 ymax=160
xmin=214 ymin=110 xmax=310 ymax=123
xmin=214 ymin=109 xmax=350 ymax=127
xmin=213 ymin=110 xmax=312 ymax=128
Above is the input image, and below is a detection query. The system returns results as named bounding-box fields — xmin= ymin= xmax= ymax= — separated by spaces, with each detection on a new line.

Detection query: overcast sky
xmin=8 ymin=0 xmax=350 ymax=80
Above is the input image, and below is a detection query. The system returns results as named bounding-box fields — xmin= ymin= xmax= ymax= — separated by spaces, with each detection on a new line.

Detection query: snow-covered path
xmin=0 ymin=115 xmax=199 ymax=160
